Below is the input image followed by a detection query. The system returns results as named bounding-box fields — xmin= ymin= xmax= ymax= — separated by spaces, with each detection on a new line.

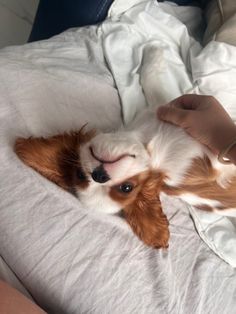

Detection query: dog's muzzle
xmin=91 ymin=165 xmax=110 ymax=183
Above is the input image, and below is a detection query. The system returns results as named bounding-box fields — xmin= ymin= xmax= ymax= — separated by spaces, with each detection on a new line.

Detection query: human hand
xmin=157 ymin=94 xmax=236 ymax=155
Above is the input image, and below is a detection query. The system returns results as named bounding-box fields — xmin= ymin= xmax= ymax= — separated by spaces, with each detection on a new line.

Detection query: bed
xmin=0 ymin=1 xmax=236 ymax=313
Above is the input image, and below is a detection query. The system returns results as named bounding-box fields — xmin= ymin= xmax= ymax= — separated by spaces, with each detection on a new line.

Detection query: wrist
xmin=226 ymin=142 xmax=236 ymax=165
xmin=213 ymin=125 xmax=236 ymax=155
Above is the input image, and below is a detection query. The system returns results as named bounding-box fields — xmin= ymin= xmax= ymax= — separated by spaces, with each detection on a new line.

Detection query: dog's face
xmin=14 ymin=129 xmax=157 ymax=214
xmin=15 ymin=129 xmax=170 ymax=248
xmin=14 ymin=124 xmax=236 ymax=249
xmin=78 ymin=132 xmax=152 ymax=212
xmin=81 ymin=132 xmax=150 ymax=185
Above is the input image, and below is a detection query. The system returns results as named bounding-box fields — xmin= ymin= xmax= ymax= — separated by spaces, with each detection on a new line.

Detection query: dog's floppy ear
xmin=14 ymin=130 xmax=95 ymax=190
xmin=123 ymin=174 xmax=169 ymax=249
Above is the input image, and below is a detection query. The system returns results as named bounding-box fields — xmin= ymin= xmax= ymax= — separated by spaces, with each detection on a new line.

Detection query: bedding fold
xmin=0 ymin=0 xmax=236 ymax=312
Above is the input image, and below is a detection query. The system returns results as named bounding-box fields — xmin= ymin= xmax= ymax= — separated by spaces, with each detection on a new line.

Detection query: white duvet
xmin=0 ymin=0 xmax=236 ymax=313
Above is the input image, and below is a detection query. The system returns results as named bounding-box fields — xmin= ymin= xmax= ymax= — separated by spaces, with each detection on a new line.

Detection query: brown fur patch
xmin=110 ymin=171 xmax=169 ymax=248
xmin=163 ymin=156 xmax=236 ymax=211
xmin=15 ymin=129 xmax=95 ymax=191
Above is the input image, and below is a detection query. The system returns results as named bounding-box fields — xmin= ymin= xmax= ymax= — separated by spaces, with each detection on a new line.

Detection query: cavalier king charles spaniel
xmin=15 ymin=105 xmax=236 ymax=249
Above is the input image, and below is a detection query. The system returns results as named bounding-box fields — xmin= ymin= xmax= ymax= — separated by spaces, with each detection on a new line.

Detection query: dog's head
xmin=79 ymin=132 xmax=169 ymax=248
xmin=15 ymin=129 xmax=169 ymax=248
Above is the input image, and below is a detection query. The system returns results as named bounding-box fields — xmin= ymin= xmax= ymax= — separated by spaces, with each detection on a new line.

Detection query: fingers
xmin=168 ymin=94 xmax=201 ymax=110
xmin=157 ymin=94 xmax=196 ymax=126
xmin=157 ymin=94 xmax=210 ymax=126
xmin=157 ymin=104 xmax=188 ymax=126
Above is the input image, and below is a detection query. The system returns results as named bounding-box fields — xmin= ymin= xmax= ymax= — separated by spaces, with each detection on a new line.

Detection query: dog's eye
xmin=76 ymin=168 xmax=86 ymax=181
xmin=119 ymin=182 xmax=134 ymax=193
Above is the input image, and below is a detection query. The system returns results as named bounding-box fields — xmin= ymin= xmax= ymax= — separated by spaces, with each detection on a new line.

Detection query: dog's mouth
xmin=89 ymin=146 xmax=136 ymax=164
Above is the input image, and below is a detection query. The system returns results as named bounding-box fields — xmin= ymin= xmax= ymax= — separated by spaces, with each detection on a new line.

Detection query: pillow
xmin=204 ymin=0 xmax=236 ymax=46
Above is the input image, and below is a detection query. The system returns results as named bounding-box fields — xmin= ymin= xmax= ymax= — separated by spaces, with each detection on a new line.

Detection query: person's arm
xmin=157 ymin=94 xmax=236 ymax=165
xmin=0 ymin=280 xmax=45 ymax=314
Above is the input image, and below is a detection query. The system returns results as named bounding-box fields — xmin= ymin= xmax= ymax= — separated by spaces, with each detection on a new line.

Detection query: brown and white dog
xmin=15 ymin=105 xmax=236 ymax=249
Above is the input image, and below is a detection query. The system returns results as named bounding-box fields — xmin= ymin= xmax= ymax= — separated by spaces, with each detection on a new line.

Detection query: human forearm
xmin=0 ymin=280 xmax=45 ymax=314
xmin=157 ymin=95 xmax=236 ymax=165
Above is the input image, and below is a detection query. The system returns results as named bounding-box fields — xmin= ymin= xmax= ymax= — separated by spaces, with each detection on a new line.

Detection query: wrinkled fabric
xmin=0 ymin=1 xmax=236 ymax=313
xmin=105 ymin=0 xmax=236 ymax=267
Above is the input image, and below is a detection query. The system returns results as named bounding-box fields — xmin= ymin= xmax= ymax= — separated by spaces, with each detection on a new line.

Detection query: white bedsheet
xmin=103 ymin=0 xmax=236 ymax=267
xmin=0 ymin=0 xmax=236 ymax=313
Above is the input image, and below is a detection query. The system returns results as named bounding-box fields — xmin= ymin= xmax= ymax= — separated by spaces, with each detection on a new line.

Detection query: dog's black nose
xmin=91 ymin=165 xmax=110 ymax=183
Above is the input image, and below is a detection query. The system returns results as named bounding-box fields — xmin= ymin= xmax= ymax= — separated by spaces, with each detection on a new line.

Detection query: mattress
xmin=0 ymin=1 xmax=236 ymax=313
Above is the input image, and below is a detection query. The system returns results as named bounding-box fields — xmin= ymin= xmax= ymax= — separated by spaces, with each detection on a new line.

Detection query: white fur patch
xmin=147 ymin=121 xmax=204 ymax=186
xmin=80 ymin=131 xmax=150 ymax=185
xmin=78 ymin=183 xmax=122 ymax=214
xmin=78 ymin=103 xmax=236 ymax=215
xmin=179 ymin=193 xmax=222 ymax=209
xmin=212 ymin=160 xmax=236 ymax=188
xmin=214 ymin=208 xmax=236 ymax=217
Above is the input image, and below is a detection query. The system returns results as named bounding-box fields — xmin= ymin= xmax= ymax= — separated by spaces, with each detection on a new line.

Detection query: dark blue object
xmin=29 ymin=0 xmax=202 ymax=42
xmin=168 ymin=0 xmax=196 ymax=4
xmin=29 ymin=0 xmax=115 ymax=42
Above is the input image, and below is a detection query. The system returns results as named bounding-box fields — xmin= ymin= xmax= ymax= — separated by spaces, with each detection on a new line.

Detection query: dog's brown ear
xmin=14 ymin=130 xmax=95 ymax=190
xmin=123 ymin=174 xmax=169 ymax=249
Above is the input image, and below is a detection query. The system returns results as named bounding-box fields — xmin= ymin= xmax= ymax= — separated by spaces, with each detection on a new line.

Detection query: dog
xmin=14 ymin=103 xmax=236 ymax=249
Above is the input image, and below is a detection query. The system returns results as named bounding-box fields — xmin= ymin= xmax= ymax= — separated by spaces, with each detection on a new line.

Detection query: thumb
xmin=157 ymin=105 xmax=187 ymax=126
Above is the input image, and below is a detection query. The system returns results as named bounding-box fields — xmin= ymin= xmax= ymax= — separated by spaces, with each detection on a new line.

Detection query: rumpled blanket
xmin=0 ymin=1 xmax=236 ymax=313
